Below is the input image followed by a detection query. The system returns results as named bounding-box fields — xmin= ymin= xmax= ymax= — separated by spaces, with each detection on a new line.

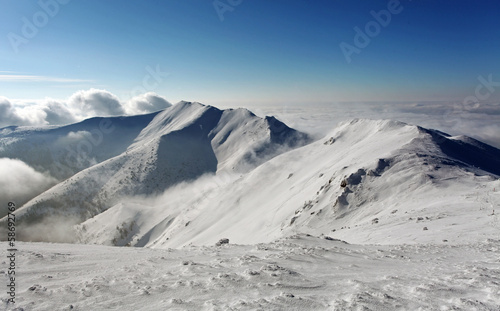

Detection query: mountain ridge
xmin=0 ymin=112 xmax=160 ymax=180
xmin=1 ymin=108 xmax=499 ymax=248
xmin=1 ymin=102 xmax=311 ymax=242
xmin=76 ymin=119 xmax=500 ymax=248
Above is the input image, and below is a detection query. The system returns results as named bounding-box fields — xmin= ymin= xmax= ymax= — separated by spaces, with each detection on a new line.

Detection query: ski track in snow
xmin=1 ymin=235 xmax=499 ymax=311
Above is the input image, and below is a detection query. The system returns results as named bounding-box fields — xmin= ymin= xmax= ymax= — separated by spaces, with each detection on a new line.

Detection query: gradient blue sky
xmin=1 ymin=0 xmax=499 ymax=105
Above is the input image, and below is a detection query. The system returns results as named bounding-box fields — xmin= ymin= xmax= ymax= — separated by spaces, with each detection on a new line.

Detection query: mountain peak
xmin=3 ymin=106 xmax=499 ymax=248
xmin=175 ymin=100 xmax=207 ymax=108
xmin=4 ymin=102 xmax=310 ymax=238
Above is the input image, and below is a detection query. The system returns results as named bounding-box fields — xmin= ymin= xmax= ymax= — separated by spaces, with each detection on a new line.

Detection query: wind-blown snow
xmin=1 ymin=235 xmax=499 ymax=310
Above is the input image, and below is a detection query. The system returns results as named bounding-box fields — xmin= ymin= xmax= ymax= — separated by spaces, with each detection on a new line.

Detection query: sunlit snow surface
xmin=2 ymin=235 xmax=499 ymax=310
xmin=1 ymin=103 xmax=500 ymax=310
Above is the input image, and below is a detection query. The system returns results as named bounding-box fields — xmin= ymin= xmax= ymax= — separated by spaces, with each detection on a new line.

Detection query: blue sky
xmin=1 ymin=0 xmax=499 ymax=105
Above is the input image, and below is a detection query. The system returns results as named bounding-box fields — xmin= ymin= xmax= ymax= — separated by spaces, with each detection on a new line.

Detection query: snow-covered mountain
xmin=1 ymin=103 xmax=500 ymax=311
xmin=72 ymin=118 xmax=500 ymax=248
xmin=1 ymin=104 xmax=499 ymax=248
xmin=0 ymin=112 xmax=160 ymax=180
xmin=1 ymin=101 xmax=310 ymax=241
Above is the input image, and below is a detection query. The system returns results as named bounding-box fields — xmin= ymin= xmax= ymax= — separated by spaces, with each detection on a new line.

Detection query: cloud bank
xmin=0 ymin=158 xmax=58 ymax=215
xmin=1 ymin=90 xmax=499 ymax=149
xmin=246 ymin=101 xmax=500 ymax=149
xmin=125 ymin=92 xmax=172 ymax=115
xmin=0 ymin=89 xmax=171 ymax=128
xmin=68 ymin=89 xmax=125 ymax=118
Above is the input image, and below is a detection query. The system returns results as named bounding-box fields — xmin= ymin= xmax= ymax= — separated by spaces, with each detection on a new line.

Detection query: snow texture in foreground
xmin=1 ymin=235 xmax=499 ymax=310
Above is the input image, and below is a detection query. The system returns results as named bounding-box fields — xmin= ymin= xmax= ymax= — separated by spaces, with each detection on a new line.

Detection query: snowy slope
xmin=2 ymin=102 xmax=309 ymax=241
xmin=0 ymin=112 xmax=159 ymax=180
xmin=2 ymin=235 xmax=499 ymax=310
xmin=1 ymin=110 xmax=500 ymax=311
xmin=75 ymin=119 xmax=500 ymax=248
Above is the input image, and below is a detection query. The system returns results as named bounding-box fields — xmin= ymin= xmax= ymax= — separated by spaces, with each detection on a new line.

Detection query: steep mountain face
xmin=74 ymin=119 xmax=500 ymax=248
xmin=414 ymin=127 xmax=500 ymax=176
xmin=4 ymin=102 xmax=310 ymax=241
xmin=0 ymin=112 xmax=160 ymax=180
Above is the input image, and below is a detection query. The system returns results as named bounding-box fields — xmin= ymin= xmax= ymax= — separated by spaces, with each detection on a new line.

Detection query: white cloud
xmin=0 ymin=96 xmax=46 ymax=127
xmin=125 ymin=92 xmax=172 ymax=115
xmin=41 ymin=100 xmax=79 ymax=125
xmin=56 ymin=130 xmax=93 ymax=145
xmin=0 ymin=89 xmax=174 ymax=128
xmin=0 ymin=158 xmax=58 ymax=212
xmin=68 ymin=88 xmax=125 ymax=118
xmin=0 ymin=74 xmax=92 ymax=83
xmin=0 ymin=96 xmax=77 ymax=128
xmin=246 ymin=101 xmax=500 ymax=149
xmin=0 ymin=97 xmax=24 ymax=126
